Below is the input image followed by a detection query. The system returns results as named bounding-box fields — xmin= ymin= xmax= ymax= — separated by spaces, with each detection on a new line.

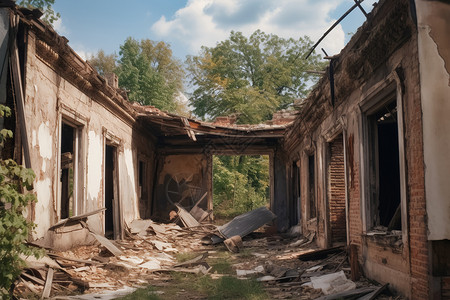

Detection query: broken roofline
xmin=10 ymin=2 xmax=293 ymax=143
xmin=136 ymin=112 xmax=290 ymax=139
xmin=289 ymin=0 xmax=387 ymax=135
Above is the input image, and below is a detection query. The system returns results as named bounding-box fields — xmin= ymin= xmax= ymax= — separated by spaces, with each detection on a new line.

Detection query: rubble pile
xmin=14 ymin=208 xmax=399 ymax=299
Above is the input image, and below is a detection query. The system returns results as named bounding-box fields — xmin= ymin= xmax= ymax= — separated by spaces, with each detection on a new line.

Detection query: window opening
xmin=369 ymin=101 xmax=401 ymax=229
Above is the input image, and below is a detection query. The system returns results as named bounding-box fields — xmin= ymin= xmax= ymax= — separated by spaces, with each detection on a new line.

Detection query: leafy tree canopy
xmin=187 ymin=30 xmax=324 ymax=124
xmin=90 ymin=38 xmax=185 ymax=112
xmin=17 ymin=0 xmax=60 ymax=24
xmin=88 ymin=50 xmax=117 ymax=76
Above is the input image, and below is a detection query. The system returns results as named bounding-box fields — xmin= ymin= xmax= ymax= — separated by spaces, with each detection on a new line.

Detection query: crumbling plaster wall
xmin=415 ymin=0 xmax=450 ymax=241
xmin=154 ymin=154 xmax=210 ymax=218
xmin=24 ymin=33 xmax=154 ymax=238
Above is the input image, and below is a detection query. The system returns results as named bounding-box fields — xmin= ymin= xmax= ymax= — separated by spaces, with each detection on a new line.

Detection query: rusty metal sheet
xmin=218 ymin=207 xmax=276 ymax=239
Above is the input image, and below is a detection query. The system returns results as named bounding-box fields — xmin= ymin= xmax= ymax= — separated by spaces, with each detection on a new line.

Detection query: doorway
xmin=104 ymin=144 xmax=120 ymax=239
xmin=60 ymin=122 xmax=82 ymax=219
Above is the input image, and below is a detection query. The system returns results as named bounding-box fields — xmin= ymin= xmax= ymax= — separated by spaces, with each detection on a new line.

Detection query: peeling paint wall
xmin=23 ymin=31 xmax=155 ymax=239
xmin=154 ymin=154 xmax=209 ymax=218
xmin=416 ymin=0 xmax=450 ymax=241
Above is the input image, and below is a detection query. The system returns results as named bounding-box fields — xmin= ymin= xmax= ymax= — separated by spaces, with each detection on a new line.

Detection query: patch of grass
xmin=211 ymin=260 xmax=233 ymax=274
xmin=237 ymin=248 xmax=255 ymax=259
xmin=175 ymin=252 xmax=201 ymax=263
xmin=118 ymin=273 xmax=268 ymax=300
xmin=118 ymin=286 xmax=161 ymax=300
xmin=209 ymin=276 xmax=269 ymax=300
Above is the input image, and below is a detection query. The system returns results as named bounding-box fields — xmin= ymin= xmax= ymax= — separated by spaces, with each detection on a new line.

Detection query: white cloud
xmin=52 ymin=17 xmax=68 ymax=36
xmin=70 ymin=44 xmax=95 ymax=61
xmin=151 ymin=0 xmax=357 ymax=57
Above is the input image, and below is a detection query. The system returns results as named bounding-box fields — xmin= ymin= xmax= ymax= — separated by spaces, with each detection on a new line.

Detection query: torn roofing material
xmin=218 ymin=206 xmax=277 ymax=240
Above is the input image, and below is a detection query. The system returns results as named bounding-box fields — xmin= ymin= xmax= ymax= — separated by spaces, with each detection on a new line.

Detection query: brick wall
xmin=403 ymin=30 xmax=429 ymax=300
xmin=328 ymin=134 xmax=346 ymax=244
xmin=442 ymin=277 xmax=450 ymax=299
xmin=347 ymin=133 xmax=362 ymax=248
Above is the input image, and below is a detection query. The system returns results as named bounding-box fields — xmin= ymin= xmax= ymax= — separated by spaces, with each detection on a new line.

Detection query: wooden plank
xmin=47 ymin=253 xmax=101 ymax=265
xmin=175 ymin=204 xmax=200 ymax=228
xmin=297 ymin=246 xmax=344 ymax=261
xmin=21 ymin=272 xmax=45 ymax=285
xmin=41 ymin=267 xmax=54 ymax=299
xmin=10 ymin=15 xmax=31 ymax=168
xmin=350 ymin=243 xmax=361 ymax=281
xmin=356 ymin=283 xmax=389 ymax=300
xmin=90 ymin=233 xmax=123 ymax=256
xmin=315 ymin=287 xmax=376 ymax=300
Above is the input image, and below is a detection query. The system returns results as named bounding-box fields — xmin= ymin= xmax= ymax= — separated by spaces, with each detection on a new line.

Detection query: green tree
xmin=114 ymin=37 xmax=185 ymax=111
xmin=17 ymin=0 xmax=60 ymax=24
xmin=213 ymin=155 xmax=269 ymax=218
xmin=0 ymin=105 xmax=42 ymax=297
xmin=187 ymin=30 xmax=324 ymax=124
xmin=88 ymin=50 xmax=117 ymax=76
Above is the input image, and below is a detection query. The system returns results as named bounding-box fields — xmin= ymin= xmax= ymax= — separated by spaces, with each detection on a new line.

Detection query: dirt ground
xmin=15 ymin=220 xmax=405 ymax=299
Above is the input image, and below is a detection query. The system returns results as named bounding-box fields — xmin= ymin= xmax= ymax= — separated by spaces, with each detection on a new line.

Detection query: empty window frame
xmin=361 ymin=88 xmax=404 ymax=232
xmin=308 ymin=154 xmax=316 ymax=219
xmin=60 ymin=121 xmax=83 ymax=219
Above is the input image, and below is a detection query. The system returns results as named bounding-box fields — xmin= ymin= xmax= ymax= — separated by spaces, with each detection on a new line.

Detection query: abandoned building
xmin=0 ymin=0 xmax=449 ymax=298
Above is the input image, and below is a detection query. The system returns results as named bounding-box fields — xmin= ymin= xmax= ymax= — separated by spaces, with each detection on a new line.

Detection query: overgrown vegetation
xmin=0 ymin=105 xmax=41 ymax=297
xmin=213 ymin=155 xmax=269 ymax=219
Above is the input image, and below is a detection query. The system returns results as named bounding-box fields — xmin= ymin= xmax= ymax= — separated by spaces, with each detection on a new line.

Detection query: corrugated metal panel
xmin=218 ymin=207 xmax=276 ymax=239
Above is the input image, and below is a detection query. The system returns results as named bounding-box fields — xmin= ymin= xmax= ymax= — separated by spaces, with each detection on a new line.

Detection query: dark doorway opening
xmin=60 ymin=123 xmax=75 ymax=219
xmin=368 ymin=100 xmax=401 ymax=230
xmin=104 ymin=144 xmax=117 ymax=239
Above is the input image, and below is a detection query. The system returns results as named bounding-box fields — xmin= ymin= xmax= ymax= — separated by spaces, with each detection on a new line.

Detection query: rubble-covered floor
xmin=16 ymin=220 xmax=406 ymax=299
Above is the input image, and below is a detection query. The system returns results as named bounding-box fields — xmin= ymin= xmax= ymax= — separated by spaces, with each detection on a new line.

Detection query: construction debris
xmin=14 ymin=218 xmax=396 ymax=299
xmin=218 ymin=207 xmax=276 ymax=240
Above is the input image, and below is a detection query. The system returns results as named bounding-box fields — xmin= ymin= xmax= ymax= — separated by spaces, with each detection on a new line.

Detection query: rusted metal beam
xmin=305 ymin=0 xmax=365 ymax=59
xmin=354 ymin=0 xmax=368 ymax=18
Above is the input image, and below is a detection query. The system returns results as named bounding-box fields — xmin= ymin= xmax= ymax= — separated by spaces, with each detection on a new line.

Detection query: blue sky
xmin=52 ymin=0 xmax=376 ymax=62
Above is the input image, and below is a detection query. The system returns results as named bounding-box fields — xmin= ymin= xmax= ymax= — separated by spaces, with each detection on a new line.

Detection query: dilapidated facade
xmin=282 ymin=0 xmax=450 ymax=298
xmin=1 ymin=0 xmax=449 ymax=298
xmin=0 ymin=2 xmax=290 ymax=248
